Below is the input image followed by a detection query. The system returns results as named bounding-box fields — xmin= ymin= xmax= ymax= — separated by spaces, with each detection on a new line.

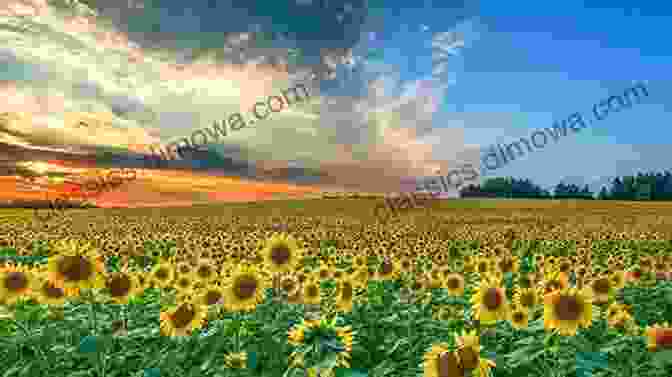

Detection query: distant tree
xmin=598 ymin=186 xmax=610 ymax=200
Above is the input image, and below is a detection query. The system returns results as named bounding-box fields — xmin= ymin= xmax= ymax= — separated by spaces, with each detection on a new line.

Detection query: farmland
xmin=1 ymin=199 xmax=672 ymax=377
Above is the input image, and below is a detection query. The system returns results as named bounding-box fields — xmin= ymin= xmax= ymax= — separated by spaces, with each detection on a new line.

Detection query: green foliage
xmin=1 ymin=240 xmax=672 ymax=377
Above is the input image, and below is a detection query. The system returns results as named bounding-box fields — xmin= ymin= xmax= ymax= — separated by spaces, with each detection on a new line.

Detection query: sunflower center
xmin=483 ymin=288 xmax=502 ymax=310
xmin=655 ymin=328 xmax=672 ymax=349
xmin=341 ymin=282 xmax=353 ymax=300
xmin=5 ymin=272 xmax=28 ymax=291
xmin=319 ymin=269 xmax=330 ymax=279
xmin=233 ymin=275 xmax=258 ymax=300
xmin=270 ymin=244 xmax=291 ymax=265
xmin=155 ymin=268 xmax=169 ymax=281
xmin=171 ymin=304 xmax=196 ymax=329
xmin=457 ymin=347 xmax=480 ymax=369
xmin=178 ymin=265 xmax=191 ymax=274
xmin=205 ymin=290 xmax=222 ymax=305
xmin=499 ymin=258 xmax=514 ymax=273
xmin=197 ymin=265 xmax=212 ymax=279
xmin=447 ymin=277 xmax=461 ymax=289
xmin=545 ymin=280 xmax=562 ymax=293
xmin=177 ymin=277 xmax=191 ymax=289
xmin=307 ymin=284 xmax=319 ymax=298
xmin=592 ymin=278 xmax=611 ymax=294
xmin=520 ymin=292 xmax=535 ymax=307
xmin=108 ymin=275 xmax=132 ymax=297
xmin=230 ymin=358 xmax=244 ymax=369
xmin=513 ymin=312 xmax=525 ymax=322
xmin=437 ymin=351 xmax=461 ymax=377
xmin=57 ymin=256 xmax=93 ymax=282
xmin=553 ymin=295 xmax=583 ymax=321
xmin=477 ymin=262 xmax=488 ymax=273
xmin=380 ymin=260 xmax=393 ymax=275
xmin=282 ymin=279 xmax=296 ymax=292
xmin=42 ymin=282 xmax=65 ymax=298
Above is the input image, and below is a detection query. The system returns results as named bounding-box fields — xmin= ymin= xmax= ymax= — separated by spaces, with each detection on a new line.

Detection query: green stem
xmin=87 ymin=292 xmax=107 ymax=377
xmin=14 ymin=319 xmax=49 ymax=374
xmin=89 ymin=297 xmax=97 ymax=335
xmin=234 ymin=312 xmax=241 ymax=353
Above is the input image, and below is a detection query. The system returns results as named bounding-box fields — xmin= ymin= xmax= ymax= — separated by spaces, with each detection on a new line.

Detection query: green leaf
xmin=314 ymin=353 xmax=339 ymax=371
xmin=335 ymin=369 xmax=368 ymax=377
xmin=77 ymin=335 xmax=99 ymax=354
xmin=66 ymin=371 xmax=92 ymax=377
xmin=144 ymin=368 xmax=161 ymax=377
xmin=246 ymin=350 xmax=258 ymax=370
xmin=385 ymin=339 xmax=409 ymax=356
xmin=651 ymin=349 xmax=672 ymax=366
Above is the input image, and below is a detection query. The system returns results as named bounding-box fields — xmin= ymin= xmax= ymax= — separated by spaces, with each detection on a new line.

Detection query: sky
xmin=0 ymin=0 xmax=669 ymax=207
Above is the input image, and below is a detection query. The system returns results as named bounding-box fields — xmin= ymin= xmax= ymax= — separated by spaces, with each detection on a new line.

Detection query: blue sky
xmin=1 ymin=0 xmax=670 ymax=198
xmin=365 ymin=0 xmax=671 ymax=191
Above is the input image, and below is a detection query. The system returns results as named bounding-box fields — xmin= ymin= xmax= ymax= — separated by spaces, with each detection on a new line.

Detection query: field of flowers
xmin=1 ymin=199 xmax=672 ymax=377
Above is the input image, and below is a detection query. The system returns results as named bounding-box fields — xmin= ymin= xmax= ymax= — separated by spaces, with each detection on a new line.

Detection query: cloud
xmin=0 ymin=0 xmax=480 ymax=198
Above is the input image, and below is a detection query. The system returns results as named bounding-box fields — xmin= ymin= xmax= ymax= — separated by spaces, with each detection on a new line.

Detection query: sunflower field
xmin=1 ymin=199 xmax=672 ymax=377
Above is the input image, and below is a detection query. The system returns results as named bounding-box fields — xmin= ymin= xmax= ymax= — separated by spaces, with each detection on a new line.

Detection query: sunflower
xmin=32 ymin=276 xmax=68 ymax=306
xmin=497 ymin=254 xmax=519 ymax=274
xmin=541 ymin=270 xmax=568 ymax=295
xmin=423 ymin=343 xmax=463 ymax=377
xmin=223 ymin=265 xmax=266 ymax=312
xmin=159 ymin=301 xmax=206 ymax=337
xmin=474 ymin=358 xmax=497 ymax=377
xmin=288 ymin=318 xmax=354 ymax=370
xmin=148 ymin=262 xmax=175 ymax=289
xmin=318 ymin=264 xmax=334 ymax=281
xmin=588 ymin=274 xmax=613 ymax=304
xmin=606 ymin=305 xmax=633 ymax=329
xmin=194 ymin=284 xmax=225 ymax=307
xmin=303 ymin=278 xmax=322 ymax=306
xmin=445 ymin=273 xmax=465 ymax=297
xmin=475 ymin=257 xmax=492 ymax=276
xmin=609 ymin=270 xmax=626 ymax=290
xmin=509 ymin=305 xmax=529 ymax=329
xmin=645 ymin=322 xmax=672 ymax=351
xmin=103 ymin=270 xmax=143 ymax=304
xmin=377 ymin=258 xmax=400 ymax=281
xmin=287 ymin=319 xmax=317 ymax=346
xmin=516 ymin=273 xmax=535 ymax=289
xmin=352 ymin=255 xmax=367 ymax=270
xmin=46 ymin=242 xmax=105 ymax=291
xmin=470 ymin=278 xmax=509 ymax=326
xmin=286 ymin=290 xmax=303 ymax=305
xmin=262 ymin=233 xmax=303 ymax=275
xmin=399 ymin=256 xmax=415 ymax=274
xmin=279 ymin=274 xmax=300 ymax=297
xmin=335 ymin=278 xmax=355 ymax=313
xmin=173 ymin=274 xmax=196 ymax=296
xmin=175 ymin=261 xmax=193 ymax=276
xmin=514 ymin=288 xmax=539 ymax=311
xmin=350 ymin=267 xmax=369 ymax=289
xmin=336 ymin=325 xmax=355 ymax=354
xmin=224 ymin=352 xmax=247 ymax=369
xmin=193 ymin=259 xmax=219 ymax=284
xmin=426 ymin=267 xmax=445 ymax=289
xmin=0 ymin=265 xmax=36 ymax=305
xmin=455 ymin=329 xmax=481 ymax=369
xmin=543 ymin=288 xmax=593 ymax=336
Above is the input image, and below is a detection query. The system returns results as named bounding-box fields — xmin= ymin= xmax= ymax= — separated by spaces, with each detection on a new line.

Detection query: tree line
xmin=460 ymin=171 xmax=672 ymax=200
